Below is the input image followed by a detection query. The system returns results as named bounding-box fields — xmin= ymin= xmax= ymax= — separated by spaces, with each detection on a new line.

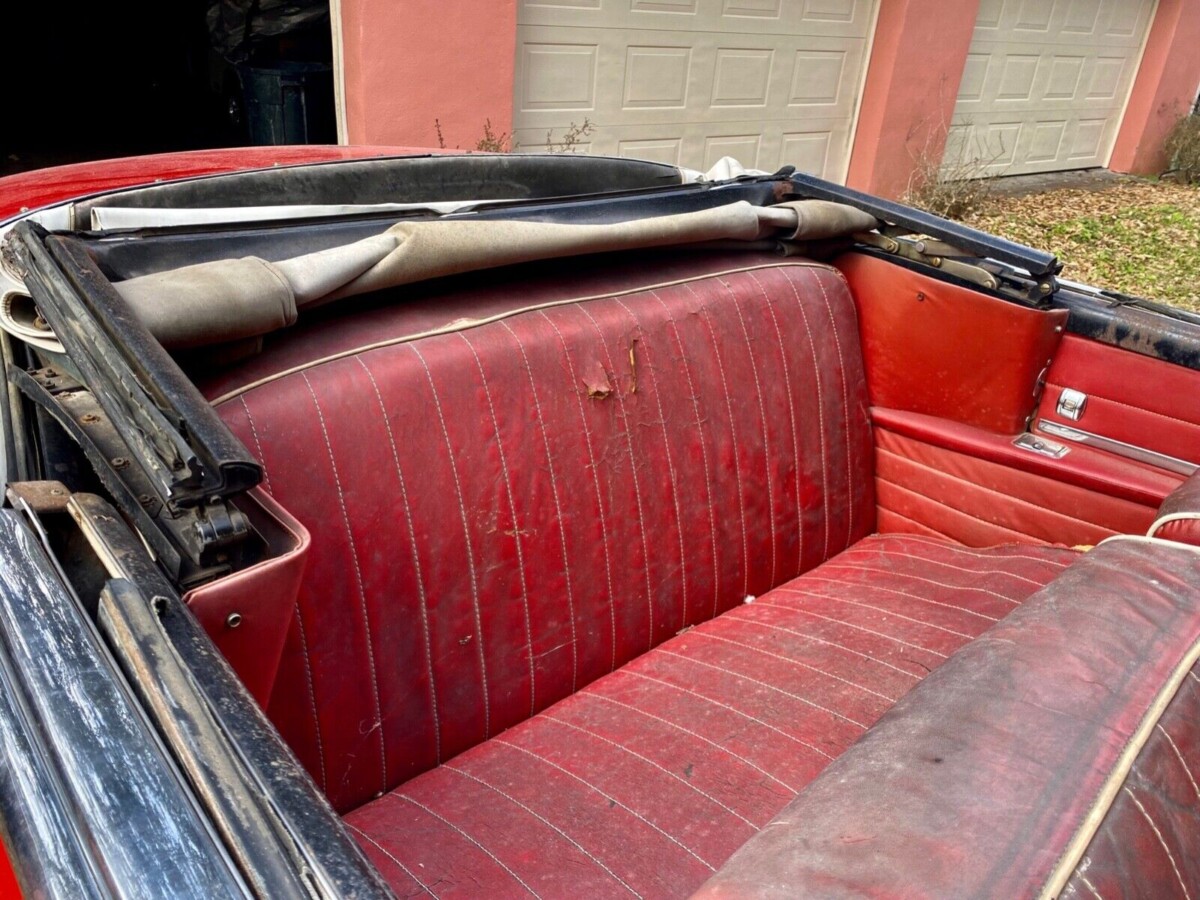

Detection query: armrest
xmin=694 ymin=538 xmax=1200 ymax=899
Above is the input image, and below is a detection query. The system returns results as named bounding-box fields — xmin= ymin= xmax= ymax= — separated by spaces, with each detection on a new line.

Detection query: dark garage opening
xmin=3 ymin=0 xmax=337 ymax=178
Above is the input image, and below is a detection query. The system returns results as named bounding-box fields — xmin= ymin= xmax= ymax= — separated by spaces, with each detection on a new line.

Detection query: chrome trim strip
xmin=1036 ymin=419 xmax=1198 ymax=477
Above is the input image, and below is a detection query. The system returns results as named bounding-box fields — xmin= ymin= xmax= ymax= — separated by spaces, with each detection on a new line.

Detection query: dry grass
xmin=1164 ymin=114 xmax=1200 ymax=184
xmin=961 ymin=180 xmax=1200 ymax=312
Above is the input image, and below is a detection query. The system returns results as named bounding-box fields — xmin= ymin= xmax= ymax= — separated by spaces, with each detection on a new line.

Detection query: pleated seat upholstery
xmin=344 ymin=535 xmax=1075 ymax=898
xmin=209 ymin=252 xmax=1081 ymax=898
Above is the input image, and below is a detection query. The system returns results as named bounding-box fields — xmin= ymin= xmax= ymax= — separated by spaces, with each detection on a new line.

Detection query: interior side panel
xmin=875 ymin=425 xmax=1161 ymax=547
xmin=837 ymin=252 xmax=1067 ymax=434
xmin=1036 ymin=334 xmax=1200 ymax=467
xmin=837 ymin=251 xmax=1193 ymax=544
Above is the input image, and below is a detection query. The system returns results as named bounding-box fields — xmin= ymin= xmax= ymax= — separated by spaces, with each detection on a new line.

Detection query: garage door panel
xmin=951 ymin=0 xmax=1153 ymax=176
xmin=519 ymin=0 xmax=872 ymax=37
xmin=515 ymin=0 xmax=874 ymax=178
xmin=540 ymin=114 xmax=850 ymax=173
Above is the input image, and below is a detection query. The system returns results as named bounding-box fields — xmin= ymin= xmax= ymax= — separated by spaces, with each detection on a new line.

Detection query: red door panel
xmin=1036 ymin=334 xmax=1200 ymax=467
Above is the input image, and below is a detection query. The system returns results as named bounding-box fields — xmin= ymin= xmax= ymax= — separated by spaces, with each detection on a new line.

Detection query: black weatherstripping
xmin=75 ymin=491 xmax=393 ymax=900
xmin=785 ymin=171 xmax=1062 ymax=280
xmin=0 ymin=507 xmax=248 ymax=899
xmin=72 ymin=152 xmax=688 ymax=223
xmin=9 ymin=222 xmax=261 ymax=504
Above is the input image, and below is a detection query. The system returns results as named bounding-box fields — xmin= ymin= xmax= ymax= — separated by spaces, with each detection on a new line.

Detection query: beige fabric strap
xmin=114 ymin=200 xmax=878 ymax=350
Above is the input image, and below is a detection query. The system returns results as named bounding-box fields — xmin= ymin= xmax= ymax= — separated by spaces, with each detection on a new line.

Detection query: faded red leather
xmin=216 ymin=258 xmax=875 ymax=812
xmin=183 ymin=488 xmax=310 ymax=706
xmin=873 ymin=407 xmax=1183 ymax=508
xmin=694 ymin=539 xmax=1200 ymax=900
xmin=1060 ymin=661 xmax=1200 ymax=899
xmin=838 ymin=252 xmax=1067 ymax=434
xmin=1153 ymin=472 xmax=1200 ymax=547
xmin=345 ymin=535 xmax=1076 ymax=898
xmin=1037 ymin=334 xmax=1200 ymax=466
xmin=875 ymin=425 xmax=1159 ymax=546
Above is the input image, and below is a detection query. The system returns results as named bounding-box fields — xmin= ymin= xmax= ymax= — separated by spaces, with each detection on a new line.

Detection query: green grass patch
xmin=962 ymin=181 xmax=1200 ymax=313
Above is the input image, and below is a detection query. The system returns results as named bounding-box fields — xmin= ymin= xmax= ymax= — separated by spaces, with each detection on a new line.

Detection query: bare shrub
xmin=475 ymin=119 xmax=513 ymax=153
xmin=904 ymin=150 xmax=999 ymax=220
xmin=1163 ymin=113 xmax=1200 ymax=185
xmin=544 ymin=119 xmax=595 ymax=153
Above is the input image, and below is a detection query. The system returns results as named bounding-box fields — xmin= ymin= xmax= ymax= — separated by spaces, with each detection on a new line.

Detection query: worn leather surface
xmin=1060 ymin=660 xmax=1200 ymax=899
xmin=1153 ymin=472 xmax=1200 ymax=547
xmin=694 ymin=539 xmax=1200 ymax=900
xmin=839 ymin=252 xmax=1068 ymax=434
xmin=1037 ymin=334 xmax=1200 ymax=467
xmin=344 ymin=535 xmax=1075 ymax=898
xmin=875 ymin=425 xmax=1159 ymax=546
xmin=216 ymin=257 xmax=874 ymax=812
xmin=874 ymin=408 xmax=1183 ymax=509
xmin=183 ymin=488 xmax=309 ymax=706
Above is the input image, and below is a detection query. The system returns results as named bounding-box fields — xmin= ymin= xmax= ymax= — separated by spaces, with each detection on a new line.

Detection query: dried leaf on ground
xmin=961 ymin=180 xmax=1200 ymax=312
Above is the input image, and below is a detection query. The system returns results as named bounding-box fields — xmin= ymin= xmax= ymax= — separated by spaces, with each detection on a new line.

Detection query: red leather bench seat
xmin=206 ymin=251 xmax=1083 ymax=897
xmin=345 ymin=535 xmax=1074 ymax=897
xmin=214 ymin=255 xmax=876 ymax=813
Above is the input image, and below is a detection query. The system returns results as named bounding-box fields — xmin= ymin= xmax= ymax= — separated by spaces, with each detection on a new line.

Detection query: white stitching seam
xmin=442 ymin=765 xmax=642 ymax=897
xmin=819 ymin=561 xmax=1023 ymax=606
xmin=387 ymin=793 xmax=540 ymax=897
xmin=729 ymin=614 xmax=924 ymax=679
xmin=619 ymin=668 xmax=836 ymax=760
xmin=1076 ymin=871 xmax=1104 ymax=900
xmin=356 ymin=357 xmax=442 ymax=763
xmin=494 ymin=738 xmax=715 ymax=870
xmin=345 ymin=822 xmax=437 ymax=897
xmin=869 ymin=533 xmax=1072 ymax=568
xmin=808 ymin=267 xmax=856 ymax=549
xmin=615 ymin=297 xmax=689 ymax=632
xmin=292 ymin=607 xmax=327 ymax=791
xmin=301 ymin=372 xmax=387 ymax=791
xmin=655 ymin=647 xmax=869 ymax=729
xmin=539 ymin=715 xmax=758 ymax=827
xmin=648 ymin=291 xmax=721 ymax=621
xmin=798 ymin=574 xmax=999 ymax=622
xmin=683 ymin=282 xmax=750 ymax=599
xmin=538 ymin=311 xmax=618 ymax=673
xmin=576 ymin=303 xmax=656 ymax=651
xmin=778 ymin=270 xmax=830 ymax=560
xmin=499 ymin=320 xmax=579 ymax=692
xmin=1123 ymin=786 xmax=1193 ymax=900
xmin=238 ymin=396 xmax=273 ymax=494
xmin=409 ymin=345 xmax=491 ymax=736
xmin=690 ymin=630 xmax=898 ymax=702
xmin=748 ymin=599 xmax=949 ymax=659
xmin=1156 ymin=722 xmax=1200 ymax=801
xmin=458 ymin=332 xmax=537 ymax=716
xmin=581 ymin=691 xmax=798 ymax=792
xmin=771 ymin=585 xmax=975 ymax=640
xmin=746 ymin=270 xmax=804 ymax=580
xmin=718 ymin=276 xmax=777 ymax=587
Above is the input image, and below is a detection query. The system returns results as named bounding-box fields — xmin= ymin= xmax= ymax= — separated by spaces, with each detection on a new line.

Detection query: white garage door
xmin=513 ymin=0 xmax=876 ymax=180
xmin=949 ymin=0 xmax=1155 ymax=176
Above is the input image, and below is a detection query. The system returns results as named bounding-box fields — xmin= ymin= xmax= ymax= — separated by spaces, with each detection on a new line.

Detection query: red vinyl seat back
xmin=217 ymin=258 xmax=874 ymax=812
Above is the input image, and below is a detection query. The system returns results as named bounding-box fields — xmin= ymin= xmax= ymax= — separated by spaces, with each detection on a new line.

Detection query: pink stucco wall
xmin=337 ymin=0 xmax=1199 ymax=189
xmin=339 ymin=0 xmax=518 ymax=150
xmin=845 ymin=0 xmax=980 ymax=200
xmin=1109 ymin=0 xmax=1200 ymax=175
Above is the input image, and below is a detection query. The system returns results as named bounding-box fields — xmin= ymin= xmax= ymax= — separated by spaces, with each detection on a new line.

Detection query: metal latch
xmin=1013 ymin=432 xmax=1069 ymax=459
xmin=1056 ymin=388 xmax=1088 ymax=421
